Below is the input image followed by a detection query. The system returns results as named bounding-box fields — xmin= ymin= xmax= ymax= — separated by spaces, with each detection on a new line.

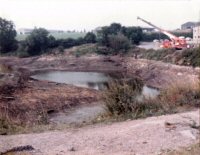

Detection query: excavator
xmin=137 ymin=16 xmax=190 ymax=50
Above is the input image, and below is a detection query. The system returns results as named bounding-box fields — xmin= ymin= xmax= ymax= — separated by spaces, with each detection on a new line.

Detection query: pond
xmin=32 ymin=71 xmax=110 ymax=90
xmin=32 ymin=71 xmax=160 ymax=125
xmin=32 ymin=71 xmax=159 ymax=98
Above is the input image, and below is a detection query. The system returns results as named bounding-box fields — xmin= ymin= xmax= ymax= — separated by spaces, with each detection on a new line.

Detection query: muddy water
xmin=32 ymin=71 xmax=159 ymax=125
xmin=32 ymin=71 xmax=159 ymax=95
xmin=32 ymin=71 xmax=110 ymax=90
xmin=49 ymin=104 xmax=104 ymax=125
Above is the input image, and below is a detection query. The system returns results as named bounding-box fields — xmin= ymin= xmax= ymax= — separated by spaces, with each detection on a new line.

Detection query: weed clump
xmin=103 ymin=78 xmax=144 ymax=116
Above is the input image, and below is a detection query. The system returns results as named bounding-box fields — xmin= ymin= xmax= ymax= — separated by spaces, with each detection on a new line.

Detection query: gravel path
xmin=0 ymin=110 xmax=199 ymax=155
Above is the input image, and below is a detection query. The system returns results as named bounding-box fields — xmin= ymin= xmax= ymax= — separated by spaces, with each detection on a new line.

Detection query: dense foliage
xmin=97 ymin=23 xmax=143 ymax=46
xmin=24 ymin=28 xmax=50 ymax=55
xmin=17 ymin=28 xmax=97 ymax=56
xmin=107 ymin=34 xmax=130 ymax=53
xmin=0 ymin=17 xmax=17 ymax=53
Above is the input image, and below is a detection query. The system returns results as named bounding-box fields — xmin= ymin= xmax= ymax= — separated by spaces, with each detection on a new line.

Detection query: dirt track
xmin=0 ymin=110 xmax=199 ymax=155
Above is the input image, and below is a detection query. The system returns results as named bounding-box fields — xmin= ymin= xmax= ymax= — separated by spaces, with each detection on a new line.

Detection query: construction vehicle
xmin=137 ymin=16 xmax=190 ymax=50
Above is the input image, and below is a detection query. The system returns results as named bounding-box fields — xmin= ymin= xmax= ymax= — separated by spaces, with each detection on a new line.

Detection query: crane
xmin=137 ymin=16 xmax=189 ymax=49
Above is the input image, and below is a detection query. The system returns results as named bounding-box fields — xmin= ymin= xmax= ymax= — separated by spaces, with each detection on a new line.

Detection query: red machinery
xmin=137 ymin=16 xmax=190 ymax=50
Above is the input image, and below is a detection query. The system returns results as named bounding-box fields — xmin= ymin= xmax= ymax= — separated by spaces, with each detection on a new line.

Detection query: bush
xmin=181 ymin=47 xmax=200 ymax=67
xmin=107 ymin=34 xmax=130 ymax=54
xmin=84 ymin=32 xmax=96 ymax=43
xmin=57 ymin=45 xmax=64 ymax=53
xmin=142 ymin=48 xmax=175 ymax=61
xmin=103 ymin=78 xmax=144 ymax=116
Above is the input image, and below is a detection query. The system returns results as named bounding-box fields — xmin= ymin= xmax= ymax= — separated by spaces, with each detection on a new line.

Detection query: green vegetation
xmin=103 ymin=78 xmax=149 ymax=117
xmin=96 ymin=23 xmax=143 ymax=55
xmin=23 ymin=28 xmax=50 ymax=55
xmin=84 ymin=32 xmax=96 ymax=43
xmin=181 ymin=47 xmax=200 ymax=67
xmin=107 ymin=34 xmax=130 ymax=54
xmin=16 ymin=28 xmax=97 ymax=56
xmin=138 ymin=47 xmax=200 ymax=67
xmin=0 ymin=17 xmax=17 ymax=53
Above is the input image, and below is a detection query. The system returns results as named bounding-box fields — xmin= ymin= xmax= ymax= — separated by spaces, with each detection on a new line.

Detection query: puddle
xmin=49 ymin=104 xmax=105 ymax=125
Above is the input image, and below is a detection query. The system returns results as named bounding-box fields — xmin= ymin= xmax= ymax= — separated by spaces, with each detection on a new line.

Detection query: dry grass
xmin=159 ymin=81 xmax=200 ymax=108
xmin=102 ymin=77 xmax=200 ymax=121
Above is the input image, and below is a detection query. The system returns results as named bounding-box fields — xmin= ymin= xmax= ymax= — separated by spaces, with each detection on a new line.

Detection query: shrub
xmin=103 ymin=78 xmax=144 ymax=116
xmin=181 ymin=47 xmax=200 ymax=67
xmin=84 ymin=32 xmax=96 ymax=43
xmin=107 ymin=34 xmax=130 ymax=54
xmin=57 ymin=45 xmax=64 ymax=53
xmin=141 ymin=48 xmax=175 ymax=61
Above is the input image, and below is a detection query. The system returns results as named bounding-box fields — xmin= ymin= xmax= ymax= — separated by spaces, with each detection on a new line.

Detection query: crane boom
xmin=137 ymin=16 xmax=177 ymax=41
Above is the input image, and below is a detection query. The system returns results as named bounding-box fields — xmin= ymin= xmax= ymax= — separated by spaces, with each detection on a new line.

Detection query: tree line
xmin=0 ymin=17 xmax=193 ymax=56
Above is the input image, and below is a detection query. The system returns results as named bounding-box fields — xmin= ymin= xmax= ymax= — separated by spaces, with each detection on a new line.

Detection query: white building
xmin=193 ymin=26 xmax=200 ymax=46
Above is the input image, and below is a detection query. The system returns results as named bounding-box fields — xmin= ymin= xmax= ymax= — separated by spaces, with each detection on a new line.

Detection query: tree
xmin=97 ymin=23 xmax=122 ymax=46
xmin=109 ymin=23 xmax=121 ymax=34
xmin=108 ymin=34 xmax=130 ymax=54
xmin=97 ymin=26 xmax=110 ymax=46
xmin=122 ymin=26 xmax=143 ymax=44
xmin=0 ymin=17 xmax=17 ymax=53
xmin=84 ymin=32 xmax=96 ymax=43
xmin=25 ymin=28 xmax=49 ymax=55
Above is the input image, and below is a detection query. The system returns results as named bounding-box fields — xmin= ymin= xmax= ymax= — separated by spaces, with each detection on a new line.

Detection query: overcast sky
xmin=0 ymin=0 xmax=199 ymax=31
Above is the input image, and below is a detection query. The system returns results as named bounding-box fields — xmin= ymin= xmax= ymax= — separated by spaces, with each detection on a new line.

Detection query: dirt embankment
xmin=125 ymin=58 xmax=200 ymax=89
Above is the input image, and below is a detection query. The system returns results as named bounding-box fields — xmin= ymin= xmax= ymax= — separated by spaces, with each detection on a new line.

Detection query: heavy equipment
xmin=137 ymin=16 xmax=190 ymax=50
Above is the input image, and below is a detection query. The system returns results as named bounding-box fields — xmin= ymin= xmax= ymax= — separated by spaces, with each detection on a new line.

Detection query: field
xmin=16 ymin=32 xmax=86 ymax=41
